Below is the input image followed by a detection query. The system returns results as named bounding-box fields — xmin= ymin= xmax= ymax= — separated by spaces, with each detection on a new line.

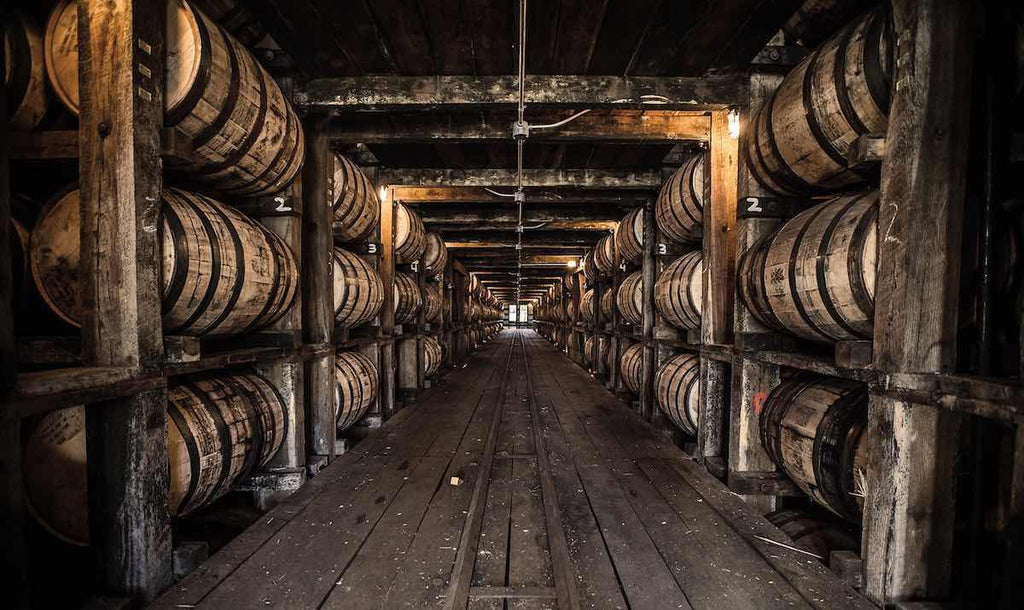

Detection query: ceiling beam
xmin=327 ymin=110 xmax=710 ymax=143
xmin=431 ymin=220 xmax=617 ymax=232
xmin=444 ymin=232 xmax=602 ymax=246
xmin=294 ymin=75 xmax=745 ymax=110
xmin=415 ymin=203 xmax=622 ymax=225
xmin=381 ymin=168 xmax=661 ymax=189
xmin=393 ymin=187 xmax=647 ymax=204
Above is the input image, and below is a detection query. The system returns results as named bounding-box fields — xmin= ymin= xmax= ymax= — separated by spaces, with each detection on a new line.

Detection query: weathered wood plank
xmin=295 ymin=75 xmax=745 ymax=109
xmin=328 ymin=110 xmax=710 ymax=143
xmin=379 ymin=187 xmax=397 ymax=418
xmin=77 ymin=0 xmax=171 ymax=600
xmin=864 ymin=0 xmax=974 ymax=604
xmin=301 ymin=113 xmax=336 ymax=461
xmin=381 ymin=168 xmax=661 ymax=189
xmin=697 ymin=109 xmax=739 ymax=467
xmin=728 ymin=72 xmax=785 ymax=513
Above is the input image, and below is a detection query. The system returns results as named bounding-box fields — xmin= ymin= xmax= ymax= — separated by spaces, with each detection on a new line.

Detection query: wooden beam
xmin=327 ymin=110 xmax=710 ymax=143
xmin=430 ymin=220 xmax=618 ymax=232
xmin=728 ymin=72 xmax=785 ymax=515
xmin=0 ymin=36 xmax=25 ymax=604
xmin=415 ymin=203 xmax=623 ymax=225
xmin=443 ymin=231 xmax=603 ymax=246
xmin=301 ymin=114 xmax=336 ymax=463
xmin=639 ymin=195 xmax=657 ymax=420
xmin=381 ymin=168 xmax=661 ymax=189
xmin=697 ymin=109 xmax=739 ymax=470
xmin=393 ymin=186 xmax=646 ymax=204
xmin=295 ymin=75 xmax=745 ymax=110
xmin=378 ymin=187 xmax=397 ymax=417
xmin=863 ymin=0 xmax=973 ymax=604
xmin=78 ymin=0 xmax=171 ymax=599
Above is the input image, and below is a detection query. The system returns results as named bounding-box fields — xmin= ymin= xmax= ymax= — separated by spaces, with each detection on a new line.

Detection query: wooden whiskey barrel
xmin=766 ymin=508 xmax=859 ymax=565
xmin=45 ymin=0 xmax=304 ymax=196
xmin=655 ymin=354 xmax=700 ymax=435
xmin=747 ymin=7 xmax=892 ymax=196
xmin=4 ymin=11 xmax=49 ymax=130
xmin=394 ymin=272 xmax=422 ymax=325
xmin=759 ymin=375 xmax=868 ymax=521
xmin=616 ymin=271 xmax=643 ymax=326
xmin=31 ymin=187 xmax=298 ymax=336
xmin=332 ymin=247 xmax=384 ymax=329
xmin=583 ymin=250 xmax=597 ymax=284
xmin=424 ymin=336 xmax=442 ymax=377
xmin=23 ymin=372 xmax=286 ymax=545
xmin=737 ymin=190 xmax=877 ymax=343
xmin=423 ymin=283 xmax=442 ymax=323
xmin=594 ymin=234 xmax=616 ymax=276
xmin=395 ymin=203 xmax=426 ymax=264
xmin=619 ymin=343 xmax=643 ymax=394
xmin=600 ymin=289 xmax=614 ymax=321
xmin=654 ymin=251 xmax=703 ymax=331
xmin=615 ymin=209 xmax=644 ymax=265
xmin=332 ymin=154 xmax=379 ymax=243
xmin=423 ymin=232 xmax=449 ymax=275
xmin=584 ymin=335 xmax=596 ymax=366
xmin=566 ymin=300 xmax=577 ymax=323
xmin=581 ymin=289 xmax=595 ymax=322
xmin=335 ymin=351 xmax=378 ymax=432
xmin=656 ymin=152 xmax=706 ymax=244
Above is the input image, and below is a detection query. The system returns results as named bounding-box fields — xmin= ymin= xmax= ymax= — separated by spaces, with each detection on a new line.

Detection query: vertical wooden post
xmin=611 ymin=234 xmax=626 ymax=393
xmin=728 ymin=73 xmax=784 ymax=513
xmin=260 ymin=180 xmax=306 ymax=471
xmin=78 ymin=0 xmax=171 ymax=599
xmin=443 ymin=264 xmax=453 ymax=364
xmin=639 ymin=195 xmax=657 ymax=420
xmin=416 ymin=263 xmax=426 ymax=390
xmin=1002 ymin=424 xmax=1024 ymax=610
xmin=301 ymin=113 xmax=336 ymax=462
xmin=0 ymin=33 xmax=12 ymax=393
xmin=863 ymin=0 xmax=972 ymax=603
xmin=379 ymin=187 xmax=397 ymax=417
xmin=698 ymin=110 xmax=739 ymax=472
xmin=0 ymin=43 xmax=26 ymax=603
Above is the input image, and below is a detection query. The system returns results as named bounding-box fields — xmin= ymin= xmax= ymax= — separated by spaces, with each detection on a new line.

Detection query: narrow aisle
xmin=154 ymin=329 xmax=869 ymax=610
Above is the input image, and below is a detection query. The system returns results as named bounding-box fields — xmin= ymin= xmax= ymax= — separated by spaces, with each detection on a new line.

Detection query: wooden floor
xmin=153 ymin=330 xmax=872 ymax=610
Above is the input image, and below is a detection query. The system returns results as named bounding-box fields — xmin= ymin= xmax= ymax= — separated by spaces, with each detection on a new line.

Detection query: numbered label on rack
xmin=363 ymin=242 xmax=380 ymax=255
xmin=410 ymin=260 xmax=419 ymax=272
xmin=619 ymin=262 xmax=628 ymax=272
xmin=737 ymin=196 xmax=804 ymax=219
xmin=658 ymin=243 xmax=668 ymax=255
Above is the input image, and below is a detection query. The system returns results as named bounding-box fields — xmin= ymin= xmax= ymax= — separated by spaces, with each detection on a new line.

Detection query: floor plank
xmin=153 ymin=330 xmax=873 ymax=610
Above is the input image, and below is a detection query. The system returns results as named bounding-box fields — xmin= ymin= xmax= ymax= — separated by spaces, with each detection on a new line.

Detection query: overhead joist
xmin=394 ymin=187 xmax=647 ymax=204
xmin=294 ymin=75 xmax=745 ymax=110
xmin=381 ymin=168 xmax=661 ymax=189
xmin=327 ymin=110 xmax=710 ymax=143
xmin=444 ymin=232 xmax=602 ymax=246
xmin=430 ymin=220 xmax=617 ymax=232
xmin=416 ymin=203 xmax=622 ymax=225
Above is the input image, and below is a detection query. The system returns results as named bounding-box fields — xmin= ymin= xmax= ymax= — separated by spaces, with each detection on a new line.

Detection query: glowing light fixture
xmin=566 ymin=260 xmax=577 ymax=269
xmin=727 ymin=108 xmax=741 ymax=140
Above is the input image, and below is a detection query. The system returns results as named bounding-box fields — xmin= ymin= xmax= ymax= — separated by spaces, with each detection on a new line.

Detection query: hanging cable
xmin=528 ymin=109 xmax=592 ymax=131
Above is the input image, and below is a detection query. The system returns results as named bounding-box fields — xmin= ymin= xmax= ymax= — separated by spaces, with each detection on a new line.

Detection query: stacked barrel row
xmin=331 ymin=154 xmax=386 ymax=431
xmin=737 ymin=6 xmax=892 ymax=522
